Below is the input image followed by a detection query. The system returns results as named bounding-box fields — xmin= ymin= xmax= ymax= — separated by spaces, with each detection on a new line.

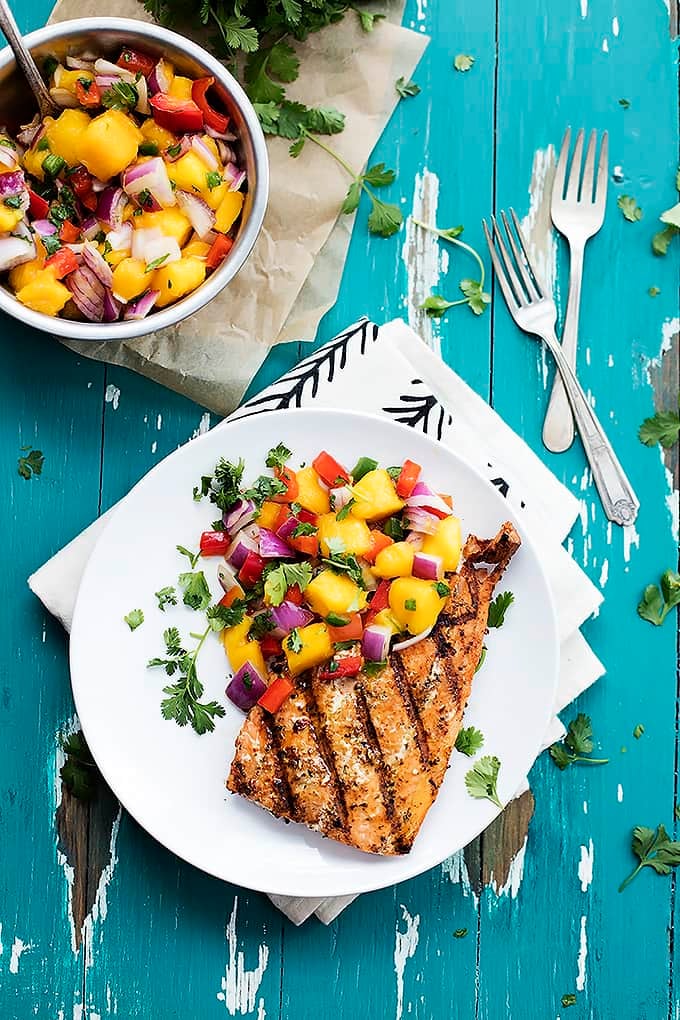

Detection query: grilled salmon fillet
xmin=227 ymin=521 xmax=521 ymax=856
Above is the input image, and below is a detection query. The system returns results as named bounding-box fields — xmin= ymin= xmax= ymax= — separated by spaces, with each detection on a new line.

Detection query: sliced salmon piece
xmin=227 ymin=522 xmax=521 ymax=856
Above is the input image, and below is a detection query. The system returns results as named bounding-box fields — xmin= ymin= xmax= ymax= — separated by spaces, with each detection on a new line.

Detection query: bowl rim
xmin=0 ymin=16 xmax=269 ymax=341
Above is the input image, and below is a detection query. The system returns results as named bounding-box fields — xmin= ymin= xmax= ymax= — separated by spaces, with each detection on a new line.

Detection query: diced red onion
xmin=191 ymin=135 xmax=219 ymax=170
xmin=141 ymin=236 xmax=181 ymax=270
xmin=64 ymin=244 xmax=84 ymax=257
xmin=330 ymin=485 xmax=352 ymax=511
xmin=131 ymin=227 xmax=163 ymax=261
xmin=148 ymin=58 xmax=173 ymax=95
xmin=205 ymin=124 xmax=234 ymax=141
xmin=226 ymin=661 xmax=267 ymax=712
xmin=0 ymin=146 xmax=16 ymax=169
xmin=94 ymin=58 xmax=135 ymax=82
xmin=103 ymin=288 xmax=122 ymax=322
xmin=95 ymin=75 xmax=120 ymax=90
xmin=135 ymin=74 xmax=150 ymax=115
xmin=97 ymin=187 xmax=126 ymax=229
xmin=412 ymin=552 xmax=444 ymax=581
xmin=405 ymin=486 xmax=451 ymax=519
xmin=49 ymin=87 xmax=79 ymax=108
xmin=17 ymin=118 xmax=41 ymax=148
xmin=393 ymin=627 xmax=433 ymax=651
xmin=215 ymin=141 xmax=236 ymax=164
xmin=164 ymin=136 xmax=191 ymax=162
xmin=123 ymin=158 xmax=175 ymax=209
xmin=269 ymin=601 xmax=314 ymax=637
xmin=275 ymin=515 xmax=300 ymax=542
xmin=258 ymin=528 xmax=295 ymax=559
xmin=240 ymin=522 xmax=260 ymax=541
xmin=0 ymin=231 xmax=35 ymax=272
xmin=66 ymin=55 xmax=95 ymax=70
xmin=0 ymin=169 xmax=25 ymax=197
xmin=223 ymin=497 xmax=257 ymax=533
xmin=81 ymin=216 xmax=101 ymax=240
xmin=176 ymin=190 xmax=215 ymax=239
xmin=67 ymin=265 xmax=105 ymax=322
xmin=362 ymin=625 xmax=391 ymax=662
xmin=226 ymin=531 xmax=258 ymax=569
xmin=217 ymin=561 xmax=244 ymax=595
xmin=32 ymin=218 xmax=57 ymax=236
xmin=123 ymin=290 xmax=159 ymax=320
xmin=404 ymin=508 xmax=440 ymax=535
xmin=82 ymin=240 xmax=113 ymax=287
xmin=228 ymin=169 xmax=246 ymax=192
xmin=107 ymin=222 xmax=133 ymax=251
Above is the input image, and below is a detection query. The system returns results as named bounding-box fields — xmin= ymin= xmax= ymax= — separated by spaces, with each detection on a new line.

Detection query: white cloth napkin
xmin=29 ymin=317 xmax=604 ymax=925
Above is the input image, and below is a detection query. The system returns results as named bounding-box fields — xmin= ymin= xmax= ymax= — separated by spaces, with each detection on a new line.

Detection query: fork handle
xmin=543 ymin=328 xmax=639 ymax=526
xmin=542 ymin=241 xmax=585 ymax=453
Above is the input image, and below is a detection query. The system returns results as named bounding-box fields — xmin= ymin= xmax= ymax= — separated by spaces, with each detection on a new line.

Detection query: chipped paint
xmin=151 ymin=441 xmax=157 ymax=454
xmin=104 ymin=384 xmax=120 ymax=410
xmin=583 ymin=800 xmax=588 ymax=814
xmin=491 ymin=837 xmax=527 ymax=898
xmin=441 ymin=849 xmax=477 ymax=902
xmin=580 ymin=0 xmax=588 ymax=15
xmin=617 ymin=783 xmax=624 ymax=803
xmin=576 ymin=915 xmax=588 ymax=991
xmin=216 ymin=896 xmax=269 ymax=1015
xmin=402 ymin=169 xmax=443 ymax=354
xmin=608 ymin=353 xmax=614 ymax=367
xmin=394 ymin=906 xmax=420 ymax=1020
xmin=612 ymin=16 xmax=620 ymax=34
xmin=193 ymin=412 xmax=212 ymax=438
xmin=622 ymin=523 xmax=640 ymax=563
xmin=599 ymin=559 xmax=609 ymax=588
xmin=156 ymin=413 xmax=163 ymax=430
xmin=602 ymin=37 xmax=609 ymax=52
xmin=9 ymin=936 xmax=33 ymax=974
xmin=578 ymin=839 xmax=594 ymax=891
xmin=83 ymin=807 xmax=121 ymax=971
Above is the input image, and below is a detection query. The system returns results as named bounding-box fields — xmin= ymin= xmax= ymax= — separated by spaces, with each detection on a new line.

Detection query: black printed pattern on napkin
xmin=382 ymin=379 xmax=453 ymax=442
xmin=233 ymin=320 xmax=378 ymax=420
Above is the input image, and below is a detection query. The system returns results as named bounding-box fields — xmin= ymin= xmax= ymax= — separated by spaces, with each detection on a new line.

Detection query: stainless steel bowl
xmin=0 ymin=17 xmax=269 ymax=341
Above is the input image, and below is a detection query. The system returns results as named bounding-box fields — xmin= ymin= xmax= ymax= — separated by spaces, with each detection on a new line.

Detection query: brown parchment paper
xmin=48 ymin=0 xmax=427 ymax=414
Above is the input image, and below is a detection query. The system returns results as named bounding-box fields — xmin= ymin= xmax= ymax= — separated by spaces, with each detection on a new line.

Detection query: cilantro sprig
xmin=617 ymin=195 xmax=642 ymax=222
xmin=148 ymin=626 xmax=226 ymax=735
xmin=464 ymin=755 xmax=502 ymax=808
xmin=455 ymin=726 xmax=484 ymax=757
xmin=395 ymin=76 xmax=420 ymax=98
xmin=638 ymin=403 xmax=679 ymax=449
xmin=124 ymin=608 xmax=144 ymax=631
xmin=413 ymin=220 xmax=490 ymax=316
xmin=549 ymin=713 xmax=609 ymax=770
xmin=487 ymin=591 xmax=514 ymax=628
xmin=619 ymin=824 xmax=680 ymax=891
xmin=637 ymin=570 xmax=680 ymax=627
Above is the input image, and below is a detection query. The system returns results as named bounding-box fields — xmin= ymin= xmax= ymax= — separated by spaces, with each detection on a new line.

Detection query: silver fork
xmin=483 ymin=209 xmax=638 ymax=527
xmin=543 ymin=128 xmax=608 ymax=453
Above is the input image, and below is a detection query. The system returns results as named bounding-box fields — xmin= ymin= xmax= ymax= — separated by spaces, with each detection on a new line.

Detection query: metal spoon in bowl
xmin=0 ymin=0 xmax=58 ymax=118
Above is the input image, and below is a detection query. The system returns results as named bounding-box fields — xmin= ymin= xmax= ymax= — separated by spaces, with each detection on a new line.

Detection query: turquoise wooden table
xmin=1 ymin=1 xmax=678 ymax=1017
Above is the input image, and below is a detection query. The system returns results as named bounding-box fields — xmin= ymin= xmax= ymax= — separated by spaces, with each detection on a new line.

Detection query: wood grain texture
xmin=0 ymin=0 xmax=678 ymax=1017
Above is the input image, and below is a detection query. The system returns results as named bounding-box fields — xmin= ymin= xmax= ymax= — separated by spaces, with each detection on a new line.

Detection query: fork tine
xmin=553 ymin=126 xmax=571 ymax=201
xmin=490 ymin=214 xmax=528 ymax=306
xmin=581 ymin=129 xmax=597 ymax=203
xmin=565 ymin=128 xmax=585 ymax=202
xmin=594 ymin=130 xmax=609 ymax=209
xmin=482 ymin=219 xmax=519 ymax=312
xmin=508 ymin=208 xmax=546 ymax=299
xmin=500 ymin=210 xmax=540 ymax=301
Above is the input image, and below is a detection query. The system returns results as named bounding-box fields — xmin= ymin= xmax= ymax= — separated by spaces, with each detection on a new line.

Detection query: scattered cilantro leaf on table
xmin=561 ymin=994 xmax=577 ymax=1008
xmin=421 ymin=294 xmax=456 ymax=317
xmin=617 ymin=195 xmax=642 ymax=222
xmin=488 ymin=591 xmax=514 ymax=628
xmin=652 ymin=224 xmax=678 ymax=255
xmin=549 ymin=713 xmax=609 ymax=770
xmin=455 ymin=726 xmax=484 ymax=757
xmin=453 ymin=928 xmax=468 ymax=938
xmin=454 ymin=53 xmax=474 ymax=72
xmin=464 ymin=755 xmax=502 ymax=808
xmin=60 ymin=731 xmax=99 ymax=801
xmin=17 ymin=445 xmax=44 ymax=479
xmin=155 ymin=586 xmax=177 ymax=611
xmin=395 ymin=76 xmax=420 ymax=98
xmin=638 ymin=406 xmax=680 ymax=448
xmin=648 ymin=286 xmax=660 ymax=297
xmin=637 ymin=570 xmax=680 ymax=626
xmin=618 ymin=98 xmax=630 ymax=109
xmin=633 ymin=724 xmax=644 ymax=739
xmin=124 ymin=608 xmax=144 ymax=631
xmin=619 ymin=823 xmax=680 ymax=891
xmin=178 ymin=570 xmax=212 ymax=611
xmin=177 ymin=544 xmax=201 ymax=569
xmin=413 ymin=220 xmax=490 ymax=316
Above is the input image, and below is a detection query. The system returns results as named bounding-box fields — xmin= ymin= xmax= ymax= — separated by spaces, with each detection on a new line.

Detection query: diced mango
xmin=79 ymin=110 xmax=142 ymax=180
xmin=350 ymin=469 xmax=405 ymax=522
xmin=257 ymin=500 xmax=284 ymax=531
xmin=389 ymin=577 xmax=447 ymax=635
xmin=140 ymin=118 xmax=177 ymax=151
xmin=420 ymin=515 xmax=462 ymax=572
xmin=371 ymin=608 xmax=401 ymax=635
xmin=168 ymin=75 xmax=193 ymax=100
xmin=183 ymin=239 xmax=210 ymax=258
xmin=15 ymin=270 xmax=71 ymax=316
xmin=44 ymin=109 xmax=91 ymax=167
xmin=284 ymin=623 xmax=333 ymax=676
xmin=135 ymin=208 xmax=193 ymax=246
xmin=55 ymin=68 xmax=93 ymax=93
xmin=221 ymin=618 xmax=266 ymax=676
xmin=0 ymin=205 xmax=25 ymax=233
xmin=9 ymin=256 xmax=44 ymax=291
xmin=304 ymin=569 xmax=367 ymax=617
xmin=111 ymin=258 xmax=148 ymax=301
xmin=296 ymin=466 xmax=330 ymax=515
xmin=103 ymin=249 xmax=129 ymax=268
xmin=372 ymin=541 xmax=415 ymax=579
xmin=214 ymin=190 xmax=244 ymax=233
xmin=317 ymin=513 xmax=372 ymax=557
xmin=201 ymin=136 xmax=220 ymax=161
xmin=166 ymin=150 xmax=208 ymax=195
xmin=152 ymin=256 xmax=206 ymax=308
xmin=21 ymin=144 xmax=46 ymax=180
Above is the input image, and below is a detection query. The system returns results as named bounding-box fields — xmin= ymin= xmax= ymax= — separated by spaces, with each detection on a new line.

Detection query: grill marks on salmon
xmin=227 ymin=521 xmax=521 ymax=856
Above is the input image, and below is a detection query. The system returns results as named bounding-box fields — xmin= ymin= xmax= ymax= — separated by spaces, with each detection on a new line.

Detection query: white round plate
xmin=71 ymin=408 xmax=558 ymax=898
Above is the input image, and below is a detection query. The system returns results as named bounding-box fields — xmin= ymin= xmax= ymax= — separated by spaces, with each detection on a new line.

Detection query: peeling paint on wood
xmin=402 ymin=169 xmax=442 ymax=354
xmin=393 ymin=906 xmax=420 ymax=1020
xmin=216 ymin=897 xmax=269 ymax=1015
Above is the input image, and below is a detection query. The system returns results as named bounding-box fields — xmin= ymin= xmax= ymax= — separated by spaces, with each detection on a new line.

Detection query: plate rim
xmin=70 ymin=406 xmax=560 ymax=897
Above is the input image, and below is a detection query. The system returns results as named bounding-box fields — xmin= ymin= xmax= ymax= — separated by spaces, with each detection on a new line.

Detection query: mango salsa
xmin=420 ymin=516 xmax=462 ymax=571
xmin=153 ymin=257 xmax=206 ymax=308
xmin=350 ymin=469 xmax=405 ymax=522
xmin=221 ymin=619 xmax=266 ymax=676
xmin=317 ymin=513 xmax=372 ymax=557
xmin=296 ymin=466 xmax=331 ymax=515
xmin=15 ymin=270 xmax=71 ymax=316
xmin=79 ymin=110 xmax=143 ymax=180
xmin=388 ymin=577 xmax=448 ymax=635
xmin=372 ymin=541 xmax=415 ymax=579
xmin=304 ymin=570 xmax=367 ymax=617
xmin=284 ymin=623 xmax=333 ymax=676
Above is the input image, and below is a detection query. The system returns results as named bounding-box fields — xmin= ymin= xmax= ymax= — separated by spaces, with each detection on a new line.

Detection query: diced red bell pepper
xmin=396 ymin=459 xmax=421 ymax=498
xmin=69 ymin=165 xmax=98 ymax=211
xmin=260 ymin=635 xmax=283 ymax=658
xmin=238 ymin=550 xmax=265 ymax=588
xmin=318 ymin=655 xmax=363 ymax=680
xmin=219 ymin=588 xmax=242 ymax=609
xmin=364 ymin=579 xmax=392 ymax=625
xmin=199 ymin=530 xmax=230 ymax=556
xmin=363 ymin=530 xmax=394 ymax=564
xmin=28 ymin=189 xmax=49 ymax=218
xmin=288 ymin=533 xmax=319 ymax=558
xmin=313 ymin=451 xmax=350 ymax=487
xmin=258 ymin=675 xmax=294 ymax=713
xmin=327 ymin=613 xmax=363 ymax=644
xmin=285 ymin=584 xmax=304 ymax=605
xmin=45 ymin=247 xmax=79 ymax=279
xmin=191 ymin=76 xmax=230 ymax=134
xmin=440 ymin=494 xmax=453 ymax=509
xmin=206 ymin=233 xmax=233 ymax=270
xmin=58 ymin=220 xmax=80 ymax=243
xmin=75 ymin=78 xmax=101 ymax=108
xmin=296 ymin=508 xmax=318 ymax=525
xmin=117 ymin=47 xmax=157 ymax=77
xmin=272 ymin=466 xmax=299 ymax=504
xmin=422 ymin=503 xmax=450 ymax=520
xmin=149 ymin=93 xmax=204 ymax=133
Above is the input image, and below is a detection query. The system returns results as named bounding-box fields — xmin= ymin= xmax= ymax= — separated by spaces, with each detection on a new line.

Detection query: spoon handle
xmin=0 ymin=0 xmax=57 ymax=119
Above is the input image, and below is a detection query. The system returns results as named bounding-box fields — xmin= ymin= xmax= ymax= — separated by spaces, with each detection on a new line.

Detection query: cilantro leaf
xmin=17 ymin=446 xmax=44 ymax=479
xmin=459 ymin=278 xmax=491 ymax=315
xmin=101 ymin=80 xmax=139 ymax=111
xmin=637 ymin=570 xmax=680 ymax=626
xmin=652 ymin=224 xmax=678 ymax=255
xmin=617 ymin=194 xmax=642 ymax=222
xmin=455 ymin=726 xmax=485 ymax=757
xmin=336 ymin=498 xmax=356 ymax=521
xmin=149 ymin=624 xmax=225 ymax=734
xmin=177 ymin=544 xmax=201 ymax=569
xmin=421 ymin=294 xmax=456 ymax=317
xmin=292 ymin=522 xmax=317 ymax=537
xmin=124 ymin=609 xmax=144 ymax=631
xmin=155 ymin=586 xmax=178 ymax=611
xmin=633 ymin=724 xmax=644 ymax=739
xmin=648 ymin=286 xmax=660 ymax=297
xmin=341 ymin=180 xmax=362 ymax=215
xmin=549 ymin=713 xmax=609 ymax=769
xmin=618 ymin=98 xmax=630 ymax=109
xmin=250 ymin=610 xmax=275 ymax=639
xmin=264 ymin=561 xmax=313 ymax=606
xmin=367 ymin=196 xmax=403 ymax=237
xmin=322 ymin=551 xmax=365 ymax=587
xmin=205 ymin=601 xmax=246 ymax=632
xmin=304 ymin=106 xmax=345 ymax=135
xmin=619 ymin=823 xmax=680 ymax=891
xmin=453 ymin=928 xmax=467 ymax=938
xmin=464 ymin=755 xmax=502 ymax=808
xmin=438 ymin=225 xmax=464 ymax=241
xmin=561 ymin=994 xmax=577 ymax=1007
xmin=454 ymin=54 xmax=475 ymax=72
xmin=265 ymin=442 xmax=292 ymax=471
xmin=638 ymin=408 xmax=680 ymax=449
xmin=178 ymin=571 xmax=212 ymax=611
xmin=244 ymin=474 xmax=287 ymax=507
xmin=355 ymin=8 xmax=384 ymax=31
xmin=395 ymin=76 xmax=420 ymax=98
xmin=60 ymin=731 xmax=98 ymax=801
xmin=487 ymin=591 xmax=514 ymax=628
xmin=363 ymin=163 xmax=396 ymax=187
xmin=198 ymin=457 xmax=244 ymax=512
xmin=286 ymin=627 xmax=303 ymax=653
